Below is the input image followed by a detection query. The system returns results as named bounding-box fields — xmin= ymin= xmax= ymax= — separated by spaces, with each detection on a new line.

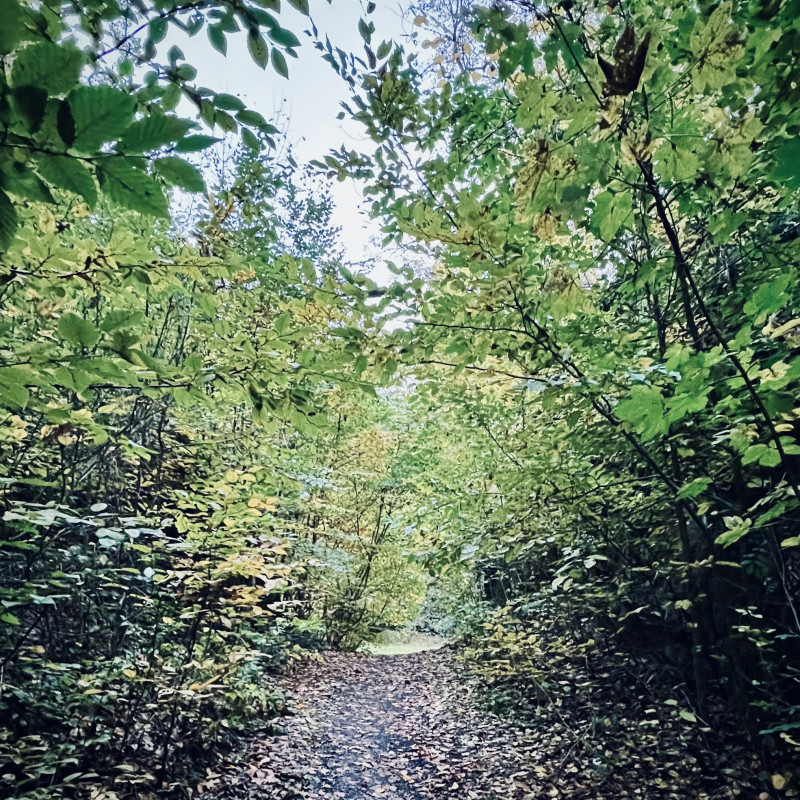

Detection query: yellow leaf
xmin=38 ymin=207 xmax=56 ymax=234
xmin=223 ymin=517 xmax=236 ymax=527
xmin=247 ymin=497 xmax=260 ymax=508
xmin=122 ymin=668 xmax=136 ymax=678
xmin=772 ymin=774 xmax=787 ymax=790
xmin=413 ymin=14 xmax=427 ymax=25
xmin=225 ymin=470 xmax=238 ymax=483
xmin=770 ymin=318 xmax=800 ymax=338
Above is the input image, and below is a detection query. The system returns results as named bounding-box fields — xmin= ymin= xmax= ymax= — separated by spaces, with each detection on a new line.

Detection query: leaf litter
xmin=197 ymin=648 xmax=767 ymax=799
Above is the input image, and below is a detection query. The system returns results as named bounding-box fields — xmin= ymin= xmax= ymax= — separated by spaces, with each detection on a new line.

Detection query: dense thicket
xmin=1 ymin=0 xmax=798 ymax=796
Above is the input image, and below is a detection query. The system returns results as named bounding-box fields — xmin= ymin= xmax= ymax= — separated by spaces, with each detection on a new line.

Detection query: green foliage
xmin=0 ymin=0 xmax=304 ymax=252
xmin=322 ymin=0 xmax=800 ymax=761
xmin=0 ymin=117 xmax=388 ymax=796
xmin=2 ymin=0 xmax=799 ymax=791
xmin=283 ymin=393 xmax=431 ymax=650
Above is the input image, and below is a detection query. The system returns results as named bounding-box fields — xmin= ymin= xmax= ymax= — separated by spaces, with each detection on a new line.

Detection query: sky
xmin=173 ymin=0 xmax=414 ymax=269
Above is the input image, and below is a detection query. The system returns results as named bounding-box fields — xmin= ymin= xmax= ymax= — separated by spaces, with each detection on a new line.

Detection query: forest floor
xmin=197 ymin=648 xmax=768 ymax=800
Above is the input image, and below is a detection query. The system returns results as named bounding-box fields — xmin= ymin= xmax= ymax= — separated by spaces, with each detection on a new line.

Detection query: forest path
xmin=200 ymin=649 xmax=548 ymax=800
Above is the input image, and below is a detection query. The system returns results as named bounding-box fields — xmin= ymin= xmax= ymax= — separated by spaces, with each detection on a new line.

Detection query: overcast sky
xmin=174 ymin=0 xmax=413 ymax=268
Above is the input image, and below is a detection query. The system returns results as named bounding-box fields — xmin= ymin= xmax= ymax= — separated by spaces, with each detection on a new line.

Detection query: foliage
xmin=0 ymin=2 xmax=421 ymax=778
xmin=0 ymin=50 xmax=390 ymax=791
xmin=323 ymin=0 xmax=800 ymax=764
xmin=0 ymin=0 xmax=306 ymax=252
xmin=283 ymin=392 xmax=434 ymax=650
xmin=2 ymin=0 xmax=800 ymax=793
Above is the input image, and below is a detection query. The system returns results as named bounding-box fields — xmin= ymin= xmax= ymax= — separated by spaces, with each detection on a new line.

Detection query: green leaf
xmin=3 ymin=164 xmax=54 ymax=205
xmin=97 ymin=159 xmax=169 ymax=217
xmin=119 ymin=115 xmax=193 ymax=152
xmin=0 ymin=189 xmax=18 ymax=253
xmin=214 ymin=109 xmax=238 ymax=133
xmin=175 ymin=63 xmax=197 ymax=81
xmin=149 ymin=17 xmax=168 ymax=44
xmin=614 ymin=385 xmax=667 ymax=441
xmin=287 ymin=0 xmax=309 ymax=14
xmin=271 ymin=48 xmax=289 ymax=78
xmin=0 ymin=367 xmax=29 ymax=409
xmin=58 ymin=312 xmax=100 ymax=348
xmin=0 ymin=0 xmax=24 ymax=55
xmin=781 ymin=537 xmax=800 ymax=549
xmin=591 ymin=190 xmax=633 ymax=243
xmin=758 ymin=447 xmax=781 ymax=468
xmin=241 ymin=128 xmax=261 ymax=151
xmin=715 ymin=516 xmax=752 ymax=548
xmin=208 ymin=24 xmax=227 ymax=55
xmin=741 ymin=443 xmax=769 ymax=465
xmin=101 ymin=310 xmax=145 ymax=333
xmin=677 ymin=477 xmax=711 ymax=500
xmin=175 ymin=135 xmax=221 ymax=153
xmin=154 ymin=157 xmax=205 ymax=192
xmin=69 ymin=86 xmax=136 ymax=152
xmin=268 ymin=26 xmax=301 ymax=48
xmin=11 ymin=86 xmax=48 ymax=133
xmin=10 ymin=41 xmax=84 ymax=95
xmin=770 ymin=138 xmax=800 ymax=193
xmin=300 ymin=259 xmax=316 ymax=282
xmin=248 ymin=29 xmax=269 ymax=68
xmin=167 ymin=44 xmax=184 ymax=66
xmin=664 ymin=390 xmax=709 ymax=425
xmin=213 ymin=93 xmax=245 ymax=111
xmin=236 ymin=109 xmax=267 ymax=127
xmin=743 ymin=275 xmax=792 ymax=323
xmin=36 ymin=155 xmax=98 ymax=207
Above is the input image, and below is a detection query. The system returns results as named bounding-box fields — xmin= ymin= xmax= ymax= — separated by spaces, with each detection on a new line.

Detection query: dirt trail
xmin=201 ymin=648 xmax=546 ymax=799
